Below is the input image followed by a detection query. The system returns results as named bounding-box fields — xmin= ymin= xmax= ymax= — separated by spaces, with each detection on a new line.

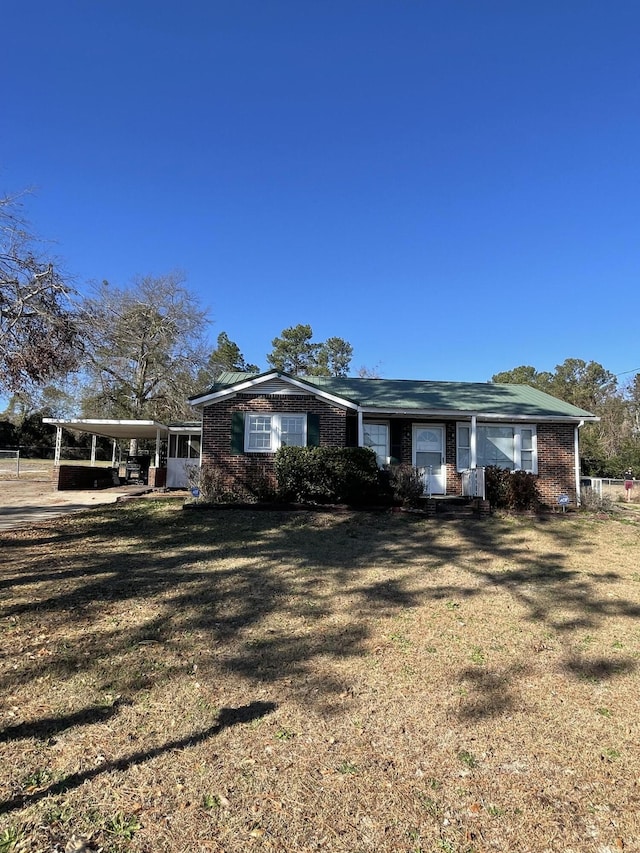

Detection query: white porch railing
xmin=416 ymin=466 xmax=434 ymax=497
xmin=461 ymin=468 xmax=486 ymax=499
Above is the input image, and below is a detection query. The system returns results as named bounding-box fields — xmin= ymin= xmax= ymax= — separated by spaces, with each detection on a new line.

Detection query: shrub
xmin=484 ymin=466 xmax=510 ymax=509
xmin=508 ymin=470 xmax=541 ymax=511
xmin=484 ymin=465 xmax=541 ymax=511
xmin=580 ymin=487 xmax=614 ymax=513
xmin=188 ymin=463 xmax=238 ymax=503
xmin=275 ymin=446 xmax=380 ymax=505
xmin=385 ymin=464 xmax=424 ymax=507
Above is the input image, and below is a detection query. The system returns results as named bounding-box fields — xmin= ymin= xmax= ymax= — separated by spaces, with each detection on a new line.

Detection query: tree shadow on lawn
xmin=0 ymin=700 xmax=276 ymax=816
xmin=1 ymin=504 xmax=637 ymax=716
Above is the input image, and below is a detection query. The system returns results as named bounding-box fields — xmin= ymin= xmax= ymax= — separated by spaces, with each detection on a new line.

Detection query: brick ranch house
xmin=189 ymin=371 xmax=598 ymax=506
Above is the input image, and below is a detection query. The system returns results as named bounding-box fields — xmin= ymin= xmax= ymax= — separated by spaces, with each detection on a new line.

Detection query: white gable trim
xmin=190 ymin=372 xmax=358 ymax=411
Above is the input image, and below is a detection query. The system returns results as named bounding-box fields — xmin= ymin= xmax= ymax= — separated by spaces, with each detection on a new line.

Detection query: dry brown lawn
xmin=1 ymin=502 xmax=639 ymax=853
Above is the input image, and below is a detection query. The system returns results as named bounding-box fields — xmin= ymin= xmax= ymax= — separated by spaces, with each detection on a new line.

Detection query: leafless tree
xmin=0 ymin=191 xmax=78 ymax=392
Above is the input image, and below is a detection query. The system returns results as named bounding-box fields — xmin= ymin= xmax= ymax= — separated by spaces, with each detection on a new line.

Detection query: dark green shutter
xmin=230 ymin=412 xmax=245 ymax=454
xmin=345 ymin=416 xmax=358 ymax=447
xmin=307 ymin=413 xmax=320 ymax=447
xmin=390 ymin=421 xmax=403 ymax=464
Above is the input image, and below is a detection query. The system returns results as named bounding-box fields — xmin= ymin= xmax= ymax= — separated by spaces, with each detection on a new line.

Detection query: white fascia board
xmin=191 ymin=372 xmax=358 ymax=411
xmin=42 ymin=418 xmax=169 ymax=429
xmin=189 ymin=373 xmax=281 ymax=406
xmin=358 ymin=409 xmax=598 ymax=423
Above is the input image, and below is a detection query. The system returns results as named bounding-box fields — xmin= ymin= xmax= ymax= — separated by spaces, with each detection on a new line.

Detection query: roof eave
xmin=190 ymin=371 xmax=359 ymax=411
xmin=357 ymin=407 xmax=598 ymax=422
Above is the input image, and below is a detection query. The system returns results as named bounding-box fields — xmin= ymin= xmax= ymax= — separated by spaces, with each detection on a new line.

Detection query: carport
xmin=42 ymin=419 xmax=181 ymax=490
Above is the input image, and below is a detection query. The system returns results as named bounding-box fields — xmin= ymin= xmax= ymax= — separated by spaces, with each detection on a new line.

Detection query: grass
xmin=0 ymin=501 xmax=639 ymax=852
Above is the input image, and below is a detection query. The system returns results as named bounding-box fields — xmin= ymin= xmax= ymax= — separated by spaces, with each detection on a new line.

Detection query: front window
xmin=245 ymin=413 xmax=307 ymax=452
xmin=280 ymin=415 xmax=305 ymax=447
xmin=247 ymin=415 xmax=273 ymax=450
xmin=363 ymin=422 xmax=389 ymax=466
xmin=457 ymin=423 xmax=537 ymax=473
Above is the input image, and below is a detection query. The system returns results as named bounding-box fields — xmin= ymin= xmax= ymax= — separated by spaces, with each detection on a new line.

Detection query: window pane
xmin=477 ymin=426 xmax=515 ymax=469
xmin=458 ymin=426 xmax=470 ymax=447
xmin=189 ymin=436 xmax=201 ymax=458
xmin=458 ymin=448 xmax=470 ymax=469
xmin=177 ymin=435 xmax=190 ymax=458
xmin=169 ymin=435 xmax=177 ymax=458
xmin=281 ymin=416 xmax=304 ymax=447
xmin=248 ymin=415 xmax=272 ymax=450
xmin=521 ymin=429 xmax=533 ymax=451
xmin=363 ymin=423 xmax=388 ymax=466
xmin=521 ymin=451 xmax=533 ymax=471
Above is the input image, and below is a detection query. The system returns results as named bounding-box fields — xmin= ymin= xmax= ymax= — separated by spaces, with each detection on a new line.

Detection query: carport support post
xmin=155 ymin=428 xmax=161 ymax=468
xmin=54 ymin=426 xmax=62 ymax=465
xmin=357 ymin=409 xmax=364 ymax=447
xmin=111 ymin=440 xmax=117 ymax=466
xmin=90 ymin=435 xmax=97 ymax=467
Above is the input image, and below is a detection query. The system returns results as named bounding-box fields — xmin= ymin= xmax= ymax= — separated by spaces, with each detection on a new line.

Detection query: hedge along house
xmin=189 ymin=371 xmax=598 ymax=506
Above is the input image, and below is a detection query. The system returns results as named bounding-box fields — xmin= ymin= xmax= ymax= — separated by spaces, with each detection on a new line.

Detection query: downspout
xmin=575 ymin=420 xmax=584 ymax=507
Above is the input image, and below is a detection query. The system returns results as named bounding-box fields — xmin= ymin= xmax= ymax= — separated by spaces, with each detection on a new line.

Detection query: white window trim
xmin=362 ymin=420 xmax=390 ymax=467
xmin=456 ymin=422 xmax=537 ymax=474
xmin=244 ymin=412 xmax=307 ymax=453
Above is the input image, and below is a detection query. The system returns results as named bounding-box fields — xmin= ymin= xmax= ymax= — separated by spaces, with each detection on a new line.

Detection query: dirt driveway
xmin=0 ymin=477 xmax=151 ymax=532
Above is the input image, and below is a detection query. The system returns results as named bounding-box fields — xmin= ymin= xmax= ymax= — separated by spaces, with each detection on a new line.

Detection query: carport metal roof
xmin=43 ymin=418 xmax=170 ymax=440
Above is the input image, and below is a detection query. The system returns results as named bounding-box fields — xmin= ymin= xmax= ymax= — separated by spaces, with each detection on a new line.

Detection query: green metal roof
xmin=195 ymin=371 xmax=596 ymax=420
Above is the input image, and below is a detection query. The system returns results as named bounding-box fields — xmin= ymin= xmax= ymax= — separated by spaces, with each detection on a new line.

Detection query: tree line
xmin=493 ymin=362 xmax=640 ymax=477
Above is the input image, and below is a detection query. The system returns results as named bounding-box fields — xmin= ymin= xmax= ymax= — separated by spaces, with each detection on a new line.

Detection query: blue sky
xmin=3 ymin=0 xmax=640 ymax=383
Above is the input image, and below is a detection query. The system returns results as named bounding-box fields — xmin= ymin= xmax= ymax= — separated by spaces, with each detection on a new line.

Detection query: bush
xmin=275 ymin=446 xmax=381 ymax=505
xmin=484 ymin=466 xmax=541 ymax=511
xmin=385 ymin=464 xmax=424 ymax=507
xmin=188 ymin=463 xmax=238 ymax=503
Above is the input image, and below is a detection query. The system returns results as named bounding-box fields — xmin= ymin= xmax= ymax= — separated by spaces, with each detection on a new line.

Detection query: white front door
xmin=412 ymin=425 xmax=446 ymax=494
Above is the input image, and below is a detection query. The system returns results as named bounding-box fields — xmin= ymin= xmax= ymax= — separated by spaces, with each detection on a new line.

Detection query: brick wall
xmin=536 ymin=423 xmax=577 ymax=505
xmin=53 ymin=465 xmax=117 ymax=491
xmin=201 ymin=394 xmax=349 ymax=497
xmin=202 ymin=399 xmax=579 ymax=505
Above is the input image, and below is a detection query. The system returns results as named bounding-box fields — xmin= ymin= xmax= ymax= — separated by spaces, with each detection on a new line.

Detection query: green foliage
xmin=267 ymin=324 xmax=319 ymax=374
xmin=492 ymin=359 xmax=640 ymax=477
xmin=0 ymin=825 xmax=23 ymax=853
xmin=275 ymin=445 xmax=380 ymax=504
xmin=267 ymin=324 xmax=353 ymax=377
xmin=311 ymin=336 xmax=354 ymax=378
xmin=484 ymin=466 xmax=541 ymax=510
xmin=106 ymin=812 xmax=142 ymax=840
xmin=200 ymin=331 xmax=258 ymax=383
